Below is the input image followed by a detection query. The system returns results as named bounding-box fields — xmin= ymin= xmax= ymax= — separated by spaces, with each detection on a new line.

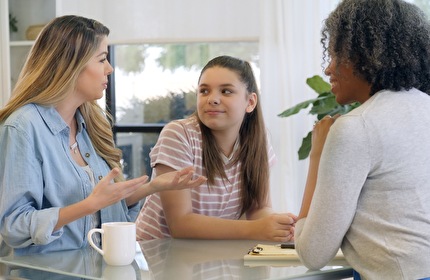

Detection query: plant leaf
xmin=309 ymin=95 xmax=339 ymax=115
xmin=306 ymin=75 xmax=331 ymax=94
xmin=278 ymin=98 xmax=319 ymax=118
xmin=298 ymin=132 xmax=312 ymax=160
xmin=278 ymin=74 xmax=361 ymax=160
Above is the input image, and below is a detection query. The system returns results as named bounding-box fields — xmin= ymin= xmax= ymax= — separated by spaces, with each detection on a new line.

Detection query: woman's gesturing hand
xmin=149 ymin=166 xmax=207 ymax=193
xmin=88 ymin=168 xmax=149 ymax=211
xmin=87 ymin=166 xmax=206 ymax=211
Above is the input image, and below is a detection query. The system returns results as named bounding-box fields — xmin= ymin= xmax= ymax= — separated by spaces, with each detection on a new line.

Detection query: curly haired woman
xmin=294 ymin=0 xmax=430 ymax=279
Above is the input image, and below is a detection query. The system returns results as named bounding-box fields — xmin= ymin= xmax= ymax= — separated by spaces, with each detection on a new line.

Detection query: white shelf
xmin=10 ymin=41 xmax=34 ymax=47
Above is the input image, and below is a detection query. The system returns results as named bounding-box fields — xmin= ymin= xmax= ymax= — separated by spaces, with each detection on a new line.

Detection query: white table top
xmin=0 ymin=239 xmax=353 ymax=280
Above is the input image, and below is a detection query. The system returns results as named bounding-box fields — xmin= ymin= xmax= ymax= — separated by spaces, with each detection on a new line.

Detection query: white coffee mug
xmin=87 ymin=222 xmax=136 ymax=266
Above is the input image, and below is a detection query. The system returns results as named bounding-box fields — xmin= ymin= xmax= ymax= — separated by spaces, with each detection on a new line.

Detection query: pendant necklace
xmin=70 ymin=142 xmax=78 ymax=154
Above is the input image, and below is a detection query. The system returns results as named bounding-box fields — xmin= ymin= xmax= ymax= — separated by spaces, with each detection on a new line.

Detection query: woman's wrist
xmin=146 ymin=181 xmax=157 ymax=195
xmin=82 ymin=196 xmax=100 ymax=215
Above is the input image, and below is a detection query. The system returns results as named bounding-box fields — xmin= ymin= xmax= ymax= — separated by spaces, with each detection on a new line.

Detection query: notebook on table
xmin=244 ymin=243 xmax=344 ymax=267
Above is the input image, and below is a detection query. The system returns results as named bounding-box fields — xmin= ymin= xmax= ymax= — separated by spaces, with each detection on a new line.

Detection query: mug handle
xmin=87 ymin=228 xmax=104 ymax=256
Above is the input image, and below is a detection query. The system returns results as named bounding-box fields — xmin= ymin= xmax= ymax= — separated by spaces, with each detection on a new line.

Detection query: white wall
xmin=58 ymin=0 xmax=259 ymax=44
xmin=259 ymin=0 xmax=339 ymax=214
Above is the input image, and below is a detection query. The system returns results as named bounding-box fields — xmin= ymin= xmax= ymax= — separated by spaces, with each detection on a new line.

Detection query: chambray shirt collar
xmin=34 ymin=104 xmax=85 ymax=135
xmin=75 ymin=109 xmax=86 ymax=132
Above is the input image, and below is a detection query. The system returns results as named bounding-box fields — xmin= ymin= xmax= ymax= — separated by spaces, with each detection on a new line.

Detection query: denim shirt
xmin=0 ymin=104 xmax=140 ymax=255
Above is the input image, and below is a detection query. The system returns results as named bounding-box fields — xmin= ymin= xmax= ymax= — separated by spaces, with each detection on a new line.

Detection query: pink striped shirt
xmin=136 ymin=116 xmax=276 ymax=240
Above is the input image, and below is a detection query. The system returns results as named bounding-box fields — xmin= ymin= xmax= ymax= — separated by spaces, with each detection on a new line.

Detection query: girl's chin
xmin=201 ymin=119 xmax=223 ymax=130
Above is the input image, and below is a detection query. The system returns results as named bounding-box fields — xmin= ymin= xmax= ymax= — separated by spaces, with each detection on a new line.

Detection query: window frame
xmin=106 ymin=45 xmax=165 ymax=143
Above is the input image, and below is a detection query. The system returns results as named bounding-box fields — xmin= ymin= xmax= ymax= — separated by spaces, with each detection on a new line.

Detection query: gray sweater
xmin=295 ymin=89 xmax=430 ymax=280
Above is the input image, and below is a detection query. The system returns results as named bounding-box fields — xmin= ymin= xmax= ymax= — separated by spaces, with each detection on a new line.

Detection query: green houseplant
xmin=9 ymin=13 xmax=18 ymax=33
xmin=278 ymin=75 xmax=359 ymax=160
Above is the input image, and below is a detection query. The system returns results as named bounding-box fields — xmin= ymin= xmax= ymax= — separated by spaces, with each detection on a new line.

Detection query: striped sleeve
xmin=149 ymin=120 xmax=196 ymax=171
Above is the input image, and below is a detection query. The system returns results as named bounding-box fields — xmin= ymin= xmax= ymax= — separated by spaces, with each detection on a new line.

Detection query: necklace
xmin=221 ymin=137 xmax=240 ymax=164
xmin=70 ymin=142 xmax=78 ymax=154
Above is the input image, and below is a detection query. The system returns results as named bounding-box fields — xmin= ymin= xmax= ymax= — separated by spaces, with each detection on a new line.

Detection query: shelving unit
xmin=0 ymin=0 xmax=103 ymax=107
xmin=1 ymin=0 xmax=56 ymax=106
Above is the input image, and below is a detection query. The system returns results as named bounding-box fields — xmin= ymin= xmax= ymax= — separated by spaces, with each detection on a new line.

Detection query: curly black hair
xmin=322 ymin=0 xmax=430 ymax=95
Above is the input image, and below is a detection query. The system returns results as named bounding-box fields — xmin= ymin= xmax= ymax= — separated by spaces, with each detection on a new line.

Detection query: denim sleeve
xmin=127 ymin=201 xmax=141 ymax=222
xmin=0 ymin=125 xmax=63 ymax=248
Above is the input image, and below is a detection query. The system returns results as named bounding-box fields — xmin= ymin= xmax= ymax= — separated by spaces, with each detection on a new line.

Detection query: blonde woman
xmin=0 ymin=15 xmax=205 ymax=255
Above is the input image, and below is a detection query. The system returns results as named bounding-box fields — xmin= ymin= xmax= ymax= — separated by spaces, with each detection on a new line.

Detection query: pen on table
xmin=279 ymin=243 xmax=295 ymax=249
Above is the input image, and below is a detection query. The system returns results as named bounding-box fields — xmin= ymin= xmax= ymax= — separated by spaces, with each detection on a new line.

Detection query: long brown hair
xmin=197 ymin=56 xmax=269 ymax=216
xmin=0 ymin=15 xmax=124 ymax=181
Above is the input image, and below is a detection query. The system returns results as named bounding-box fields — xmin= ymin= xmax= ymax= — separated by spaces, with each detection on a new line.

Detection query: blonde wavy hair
xmin=0 ymin=15 xmax=124 ymax=181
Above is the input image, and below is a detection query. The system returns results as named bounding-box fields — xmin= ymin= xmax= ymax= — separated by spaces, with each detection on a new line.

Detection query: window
xmin=106 ymin=42 xmax=259 ymax=179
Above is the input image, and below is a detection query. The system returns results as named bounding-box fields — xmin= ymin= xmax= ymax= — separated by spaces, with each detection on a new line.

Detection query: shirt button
xmin=98 ymin=175 xmax=103 ymax=180
xmin=85 ymin=153 xmax=90 ymax=158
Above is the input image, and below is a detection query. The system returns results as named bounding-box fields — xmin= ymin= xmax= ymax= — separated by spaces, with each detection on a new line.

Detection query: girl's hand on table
xmin=252 ymin=213 xmax=296 ymax=242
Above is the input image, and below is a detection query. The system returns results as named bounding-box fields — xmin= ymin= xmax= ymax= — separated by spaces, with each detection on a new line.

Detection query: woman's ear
xmin=246 ymin=92 xmax=258 ymax=113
